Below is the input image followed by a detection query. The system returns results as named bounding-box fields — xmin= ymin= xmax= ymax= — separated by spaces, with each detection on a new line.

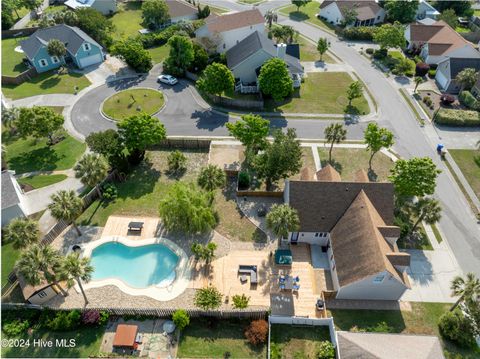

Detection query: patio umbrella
xmin=163 ymin=320 xmax=176 ymax=334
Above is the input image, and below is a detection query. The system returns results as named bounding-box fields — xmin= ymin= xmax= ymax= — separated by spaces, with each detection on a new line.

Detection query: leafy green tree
xmin=2 ymin=0 xmax=15 ymax=29
xmin=112 ymin=39 xmax=152 ymax=73
xmin=226 ymin=114 xmax=270 ymax=154
xmin=317 ymin=38 xmax=329 ymax=61
xmin=197 ymin=164 xmax=226 ymax=192
xmin=255 ymin=129 xmax=302 ymax=190
xmin=414 ymin=76 xmax=423 ymax=93
xmin=197 ymin=62 xmax=234 ymax=98
xmin=48 ymin=190 xmax=84 ymax=236
xmin=85 ymin=129 xmax=126 ymax=169
xmin=117 ymin=113 xmax=166 ymax=162
xmin=197 ymin=4 xmax=210 ymax=19
xmin=434 ymin=1 xmax=473 ymax=17
xmin=159 ymin=182 xmax=216 ymax=234
xmin=346 ymin=81 xmax=363 ymax=106
xmin=191 ymin=242 xmax=217 ymax=263
xmin=232 ymin=294 xmax=250 ymax=309
xmin=16 ymin=106 xmax=64 ymax=145
xmin=340 ymin=6 xmax=357 ymax=27
xmin=22 ymin=0 xmax=42 ymax=11
xmin=1 ymin=106 xmax=19 ymax=129
xmin=373 ymin=22 xmax=406 ymax=50
xmin=194 ymin=286 xmax=222 ymax=310
xmin=76 ymin=8 xmax=114 ymax=47
xmin=409 ymin=197 xmax=442 ymax=235
xmin=394 ymin=57 xmax=413 ymax=76
xmin=167 ymin=150 xmax=187 ymax=174
xmin=172 ymin=309 xmax=190 ymax=330
xmin=324 ymin=123 xmax=347 ymax=163
xmin=47 ymin=39 xmax=66 ymax=61
xmin=74 ymin=153 xmax=110 ymax=197
xmin=266 ymin=204 xmax=300 ymax=243
xmin=3 ymin=218 xmax=39 ymax=250
xmin=59 ymin=252 xmax=94 ymax=306
xmin=450 ymin=273 xmax=480 ymax=311
xmin=270 ymin=25 xmax=297 ymax=44
xmin=385 ymin=0 xmax=418 ymax=23
xmin=363 ymin=123 xmax=394 ymax=171
xmin=142 ymin=0 xmax=170 ymax=30
xmin=389 ymin=157 xmax=441 ymax=198
xmin=455 ymin=68 xmax=479 ymax=91
xmin=258 ymin=58 xmax=293 ymax=102
xmin=291 ymin=0 xmax=311 ymax=12
xmin=438 ymin=9 xmax=458 ymax=29
xmin=164 ymin=35 xmax=195 ymax=76
xmin=190 ymin=43 xmax=209 ymax=72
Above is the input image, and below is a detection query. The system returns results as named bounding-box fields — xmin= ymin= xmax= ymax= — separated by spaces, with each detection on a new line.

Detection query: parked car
xmin=157 ymin=75 xmax=178 ymax=85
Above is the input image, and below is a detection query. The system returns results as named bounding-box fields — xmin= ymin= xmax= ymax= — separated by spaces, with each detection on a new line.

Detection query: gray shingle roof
xmin=20 ymin=24 xmax=102 ymax=60
xmin=2 ymin=171 xmax=21 ymax=210
xmin=447 ymin=57 xmax=480 ymax=80
xmin=226 ymin=31 xmax=303 ymax=74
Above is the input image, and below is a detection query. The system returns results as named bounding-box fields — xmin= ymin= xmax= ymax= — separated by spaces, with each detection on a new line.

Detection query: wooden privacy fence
xmin=2 ymin=27 xmax=39 ymax=39
xmin=156 ymin=137 xmax=211 ymax=149
xmin=2 ymin=67 xmax=38 ymax=85
xmin=207 ymin=93 xmax=265 ymax=110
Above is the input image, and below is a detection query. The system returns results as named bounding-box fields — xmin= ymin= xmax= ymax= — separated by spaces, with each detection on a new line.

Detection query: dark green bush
xmin=43 ymin=310 xmax=81 ymax=331
xmin=238 ymin=172 xmax=250 ymax=190
xmin=438 ymin=310 xmax=476 ymax=348
xmin=436 ymin=108 xmax=480 ymax=126
xmin=341 ymin=26 xmax=377 ymax=41
xmin=2 ymin=319 xmax=30 ymax=336
xmin=102 ymin=183 xmax=118 ymax=201
xmin=373 ymin=48 xmax=388 ymax=60
xmin=317 ymin=341 xmax=336 ymax=359
xmin=428 ymin=69 xmax=436 ymax=78
xmin=365 ymin=48 xmax=375 ymax=55
xmin=458 ymin=91 xmax=478 ymax=109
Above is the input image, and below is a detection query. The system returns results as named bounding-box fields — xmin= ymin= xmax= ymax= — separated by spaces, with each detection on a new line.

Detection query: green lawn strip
xmin=279 ymin=2 xmax=335 ymax=33
xmin=350 ymin=72 xmax=377 ymax=112
xmin=102 ymin=88 xmax=165 ymax=120
xmin=1 ymin=327 xmax=104 ymax=358
xmin=110 ymin=1 xmax=144 ymax=40
xmin=147 ymin=44 xmax=170 ymax=64
xmin=3 ymin=130 xmax=86 ymax=174
xmin=399 ymin=88 xmax=425 ymax=125
xmin=1 ymin=242 xmax=19 ymax=285
xmin=2 ymin=71 xmax=91 ymax=100
xmin=204 ymin=3 xmax=229 ymax=14
xmin=270 ymin=325 xmax=330 ymax=359
xmin=431 ymin=223 xmax=443 ymax=244
xmin=177 ymin=318 xmax=266 ymax=358
xmin=449 ymin=149 xmax=480 ymax=200
xmin=455 ymin=26 xmax=470 ymax=33
xmin=265 ymin=72 xmax=369 ymax=114
xmin=298 ymin=36 xmax=334 ymax=63
xmin=18 ymin=174 xmax=68 ymax=189
xmin=329 ymin=302 xmax=479 ymax=358
xmin=2 ymin=37 xmax=28 ymax=76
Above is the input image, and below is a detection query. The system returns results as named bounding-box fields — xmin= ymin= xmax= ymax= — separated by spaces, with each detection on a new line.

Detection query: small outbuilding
xmin=18 ymin=276 xmax=65 ymax=305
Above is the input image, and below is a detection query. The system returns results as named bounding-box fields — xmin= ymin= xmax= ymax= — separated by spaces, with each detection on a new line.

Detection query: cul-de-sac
xmin=1 ymin=0 xmax=479 ymax=358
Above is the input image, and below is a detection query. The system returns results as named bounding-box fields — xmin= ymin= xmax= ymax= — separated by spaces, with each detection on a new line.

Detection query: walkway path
xmin=301 ymin=61 xmax=354 ymax=73
xmin=11 ymin=0 xmax=48 ymax=29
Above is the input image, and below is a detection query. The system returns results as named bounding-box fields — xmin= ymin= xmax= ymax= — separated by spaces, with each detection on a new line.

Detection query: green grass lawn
xmin=270 ymin=325 xmax=331 ymax=359
xmin=298 ymin=36 xmax=334 ymax=63
xmin=330 ymin=302 xmax=479 ymax=358
xmin=1 ymin=242 xmax=19 ymax=285
xmin=110 ymin=1 xmax=144 ymax=40
xmin=2 ymin=71 xmax=91 ymax=100
xmin=279 ymin=2 xmax=336 ymax=32
xmin=204 ymin=4 xmax=229 ymax=14
xmin=148 ymin=44 xmax=170 ymax=64
xmin=177 ymin=319 xmax=266 ymax=358
xmin=449 ymin=149 xmax=480 ymax=200
xmin=2 ymin=37 xmax=28 ymax=76
xmin=1 ymin=327 xmax=104 ymax=358
xmin=3 ymin=130 xmax=86 ymax=174
xmin=102 ymin=88 xmax=165 ymax=120
xmin=265 ymin=72 xmax=369 ymax=115
xmin=18 ymin=174 xmax=68 ymax=189
xmin=455 ymin=26 xmax=470 ymax=33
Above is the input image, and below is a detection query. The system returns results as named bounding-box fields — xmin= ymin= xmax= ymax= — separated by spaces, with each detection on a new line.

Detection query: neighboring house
xmin=319 ymin=0 xmax=386 ymax=27
xmin=166 ymin=0 xmax=198 ymax=24
xmin=284 ymin=165 xmax=410 ymax=301
xmin=338 ymin=332 xmax=445 ymax=359
xmin=1 ymin=170 xmax=28 ymax=227
xmin=64 ymin=0 xmax=117 ymax=15
xmin=415 ymin=0 xmax=440 ymax=20
xmin=20 ymin=24 xmax=105 ymax=73
xmin=18 ymin=275 xmax=65 ymax=305
xmin=195 ymin=9 xmax=265 ymax=53
xmin=436 ymin=56 xmax=480 ymax=93
xmin=405 ymin=20 xmax=479 ymax=65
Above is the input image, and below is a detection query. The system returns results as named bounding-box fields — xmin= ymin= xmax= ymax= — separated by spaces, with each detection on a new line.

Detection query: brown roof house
xmin=319 ymin=0 xmax=385 ymax=27
xmin=195 ymin=9 xmax=265 ymax=53
xmin=284 ymin=166 xmax=410 ymax=301
xmin=166 ymin=0 xmax=198 ymax=23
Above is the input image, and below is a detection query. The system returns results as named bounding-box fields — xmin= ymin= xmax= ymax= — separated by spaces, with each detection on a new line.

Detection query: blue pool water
xmin=90 ymin=242 xmax=179 ymax=288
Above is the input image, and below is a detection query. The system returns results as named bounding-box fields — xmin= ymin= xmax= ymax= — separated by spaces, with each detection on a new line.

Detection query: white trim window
xmin=39 ymin=59 xmax=48 ymax=67
xmin=373 ymin=274 xmax=385 ymax=284
xmin=51 ymin=56 xmax=60 ymax=64
xmin=83 ymin=43 xmax=91 ymax=51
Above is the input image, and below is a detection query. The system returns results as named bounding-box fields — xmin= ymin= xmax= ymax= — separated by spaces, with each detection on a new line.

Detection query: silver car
xmin=157 ymin=74 xmax=178 ymax=85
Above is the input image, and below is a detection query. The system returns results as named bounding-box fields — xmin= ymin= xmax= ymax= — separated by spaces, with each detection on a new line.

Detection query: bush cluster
xmin=428 ymin=69 xmax=436 ymax=78
xmin=172 ymin=309 xmax=190 ymax=330
xmin=238 ymin=172 xmax=251 ymax=190
xmin=458 ymin=91 xmax=478 ymax=110
xmin=244 ymin=319 xmax=268 ymax=345
xmin=436 ymin=108 xmax=480 ymax=126
xmin=373 ymin=48 xmax=387 ymax=60
xmin=2 ymin=319 xmax=30 ymax=336
xmin=422 ymin=96 xmax=433 ymax=107
xmin=440 ymin=94 xmax=455 ymax=105
xmin=42 ymin=310 xmax=82 ymax=331
xmin=340 ymin=26 xmax=377 ymax=41
xmin=415 ymin=62 xmax=430 ymax=77
xmin=317 ymin=341 xmax=336 ymax=359
xmin=438 ymin=310 xmax=476 ymax=348
xmin=81 ymin=310 xmax=110 ymax=326
xmin=365 ymin=48 xmax=375 ymax=55
xmin=102 ymin=183 xmax=118 ymax=201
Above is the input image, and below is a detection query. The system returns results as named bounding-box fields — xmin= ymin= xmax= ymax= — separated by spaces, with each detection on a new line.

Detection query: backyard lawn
xmin=279 ymin=2 xmax=336 ymax=32
xmin=2 ymin=71 xmax=91 ymax=100
xmin=449 ymin=149 xmax=480 ymax=199
xmin=3 ymin=130 xmax=86 ymax=174
xmin=18 ymin=174 xmax=68 ymax=190
xmin=265 ymin=72 xmax=370 ymax=115
xmin=2 ymin=37 xmax=29 ymax=77
xmin=148 ymin=44 xmax=170 ymax=64
xmin=102 ymin=88 xmax=165 ymax=120
xmin=1 ymin=242 xmax=19 ymax=285
xmin=270 ymin=325 xmax=331 ymax=359
xmin=177 ymin=319 xmax=266 ymax=358
xmin=299 ymin=36 xmax=334 ymax=63
xmin=110 ymin=1 xmax=144 ymax=39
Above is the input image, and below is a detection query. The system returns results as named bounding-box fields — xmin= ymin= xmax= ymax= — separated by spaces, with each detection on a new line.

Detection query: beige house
xmin=319 ymin=0 xmax=385 ymax=27
xmin=166 ymin=0 xmax=198 ymax=24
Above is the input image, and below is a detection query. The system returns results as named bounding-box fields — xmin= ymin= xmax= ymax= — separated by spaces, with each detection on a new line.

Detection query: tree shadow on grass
xmin=289 ymin=11 xmax=309 ymax=21
xmin=39 ymin=76 xmax=61 ymax=90
xmin=368 ymin=168 xmax=378 ymax=182
xmin=8 ymin=146 xmax=61 ymax=174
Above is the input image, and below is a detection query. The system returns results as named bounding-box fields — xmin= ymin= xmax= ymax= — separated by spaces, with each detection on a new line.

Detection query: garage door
xmin=79 ymin=54 xmax=102 ymax=68
xmin=435 ymin=70 xmax=448 ymax=89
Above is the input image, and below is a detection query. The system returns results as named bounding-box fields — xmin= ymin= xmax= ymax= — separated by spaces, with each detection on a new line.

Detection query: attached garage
xmin=78 ymin=54 xmax=103 ymax=68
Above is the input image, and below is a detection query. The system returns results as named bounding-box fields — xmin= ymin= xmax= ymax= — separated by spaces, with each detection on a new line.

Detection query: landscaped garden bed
xmin=102 ymin=88 xmax=165 ymax=120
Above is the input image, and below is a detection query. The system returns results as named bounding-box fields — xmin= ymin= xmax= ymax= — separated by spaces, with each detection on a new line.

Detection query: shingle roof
xmin=315 ymin=165 xmax=341 ymax=182
xmin=354 ymin=169 xmax=369 ymax=182
xmin=320 ymin=0 xmax=382 ymax=21
xmin=204 ymin=9 xmax=264 ymax=33
xmin=20 ymin=24 xmax=102 ymax=60
xmin=166 ymin=0 xmax=197 ymax=19
xmin=1 ymin=171 xmax=20 ymax=210
xmin=444 ymin=57 xmax=480 ymax=80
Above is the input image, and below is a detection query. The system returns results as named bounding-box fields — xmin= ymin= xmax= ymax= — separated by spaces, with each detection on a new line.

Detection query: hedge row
xmin=458 ymin=90 xmax=478 ymax=110
xmin=436 ymin=108 xmax=480 ymax=126
xmin=338 ymin=26 xmax=377 ymax=41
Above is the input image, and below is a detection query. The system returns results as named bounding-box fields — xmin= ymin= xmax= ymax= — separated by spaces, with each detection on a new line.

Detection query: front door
xmin=291 ymin=232 xmax=299 ymax=244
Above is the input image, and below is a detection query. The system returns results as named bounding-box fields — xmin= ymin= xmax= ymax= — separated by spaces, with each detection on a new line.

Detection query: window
xmin=51 ymin=56 xmax=59 ymax=64
xmin=373 ymin=275 xmax=385 ymax=284
xmin=223 ymin=43 xmax=226 ymax=49
xmin=38 ymin=291 xmax=47 ymax=298
xmin=39 ymin=59 xmax=48 ymax=67
xmin=315 ymin=233 xmax=319 ymax=237
xmin=83 ymin=43 xmax=91 ymax=51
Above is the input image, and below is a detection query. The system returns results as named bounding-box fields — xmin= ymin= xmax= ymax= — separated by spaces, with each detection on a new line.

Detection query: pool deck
xmin=101 ymin=215 xmax=161 ymax=240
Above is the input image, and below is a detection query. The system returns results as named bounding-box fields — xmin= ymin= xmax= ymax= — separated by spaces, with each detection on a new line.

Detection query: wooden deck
xmin=101 ymin=216 xmax=161 ymax=240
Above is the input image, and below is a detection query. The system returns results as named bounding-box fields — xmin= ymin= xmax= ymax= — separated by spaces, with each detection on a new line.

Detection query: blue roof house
xmin=20 ymin=24 xmax=105 ymax=73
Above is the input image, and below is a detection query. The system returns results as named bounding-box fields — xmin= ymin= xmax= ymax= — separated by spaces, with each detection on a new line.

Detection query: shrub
xmin=458 ymin=90 xmax=478 ymax=109
xmin=194 ymin=286 xmax=222 ymax=310
xmin=428 ymin=69 xmax=436 ymax=78
xmin=232 ymin=294 xmax=250 ymax=309
xmin=365 ymin=48 xmax=374 ymax=55
xmin=244 ymin=319 xmax=268 ymax=345
xmin=436 ymin=108 xmax=480 ymax=126
xmin=81 ymin=310 xmax=100 ymax=325
xmin=317 ymin=341 xmax=336 ymax=359
xmin=99 ymin=311 xmax=110 ymax=326
xmin=341 ymin=26 xmax=377 ymax=41
xmin=415 ymin=62 xmax=430 ymax=76
xmin=413 ymin=55 xmax=423 ymax=64
xmin=438 ymin=310 xmax=476 ymax=348
xmin=43 ymin=310 xmax=81 ymax=331
xmin=167 ymin=150 xmax=187 ymax=174
xmin=422 ymin=96 xmax=432 ymax=106
xmin=102 ymin=183 xmax=118 ymax=201
xmin=172 ymin=309 xmax=190 ymax=330
xmin=440 ymin=94 xmax=455 ymax=105
xmin=238 ymin=172 xmax=250 ymax=190
xmin=373 ymin=48 xmax=388 ymax=60
xmin=2 ymin=319 xmax=30 ymax=336
xmin=367 ymin=321 xmax=394 ymax=333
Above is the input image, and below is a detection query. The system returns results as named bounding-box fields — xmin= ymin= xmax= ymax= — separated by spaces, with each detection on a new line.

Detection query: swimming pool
xmin=90 ymin=242 xmax=179 ymax=288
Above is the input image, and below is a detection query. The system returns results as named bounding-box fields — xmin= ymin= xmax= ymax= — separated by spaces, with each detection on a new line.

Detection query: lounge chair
xmin=238 ymin=265 xmax=258 ymax=284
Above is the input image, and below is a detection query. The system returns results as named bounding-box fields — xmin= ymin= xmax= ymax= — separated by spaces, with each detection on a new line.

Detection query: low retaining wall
xmin=2 ymin=67 xmax=37 ymax=86
xmin=207 ymin=93 xmax=265 ymax=110
xmin=156 ymin=137 xmax=211 ymax=149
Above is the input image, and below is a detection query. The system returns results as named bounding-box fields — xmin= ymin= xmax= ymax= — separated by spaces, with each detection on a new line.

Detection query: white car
xmin=157 ymin=74 xmax=178 ymax=85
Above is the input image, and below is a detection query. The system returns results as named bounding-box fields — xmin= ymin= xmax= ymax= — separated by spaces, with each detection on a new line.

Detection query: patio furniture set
xmin=238 ymin=265 xmax=258 ymax=284
xmin=279 ymin=275 xmax=300 ymax=292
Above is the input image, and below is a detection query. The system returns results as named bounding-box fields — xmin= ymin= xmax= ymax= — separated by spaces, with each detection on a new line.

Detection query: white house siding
xmin=416 ymin=0 xmax=439 ymax=20
xmin=335 ymin=271 xmax=408 ymax=300
xmin=373 ymin=9 xmax=386 ymax=24
xmin=293 ymin=232 xmax=330 ymax=246
xmin=92 ymin=0 xmax=117 ymax=15
xmin=435 ymin=60 xmax=450 ymax=90
xmin=327 ymin=245 xmax=340 ymax=292
xmin=231 ymin=49 xmax=271 ymax=83
xmin=219 ymin=24 xmax=265 ymax=53
xmin=319 ymin=3 xmax=343 ymax=25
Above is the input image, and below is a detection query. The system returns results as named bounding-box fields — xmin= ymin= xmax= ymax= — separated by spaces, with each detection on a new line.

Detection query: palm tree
xmin=198 ymin=165 xmax=226 ymax=192
xmin=409 ymin=197 xmax=442 ymax=235
xmin=1 ymin=106 xmax=19 ymax=129
xmin=450 ymin=272 xmax=480 ymax=311
xmin=324 ymin=123 xmax=347 ymax=163
xmin=266 ymin=204 xmax=300 ymax=245
xmin=3 ymin=218 xmax=40 ymax=250
xmin=15 ymin=244 xmax=67 ymax=296
xmin=264 ymin=10 xmax=277 ymax=29
xmin=74 ymin=153 xmax=109 ymax=197
xmin=59 ymin=252 xmax=94 ymax=306
xmin=414 ymin=76 xmax=423 ymax=93
xmin=48 ymin=190 xmax=84 ymax=236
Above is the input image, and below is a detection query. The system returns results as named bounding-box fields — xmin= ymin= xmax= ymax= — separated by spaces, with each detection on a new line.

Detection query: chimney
xmin=276 ymin=43 xmax=287 ymax=59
